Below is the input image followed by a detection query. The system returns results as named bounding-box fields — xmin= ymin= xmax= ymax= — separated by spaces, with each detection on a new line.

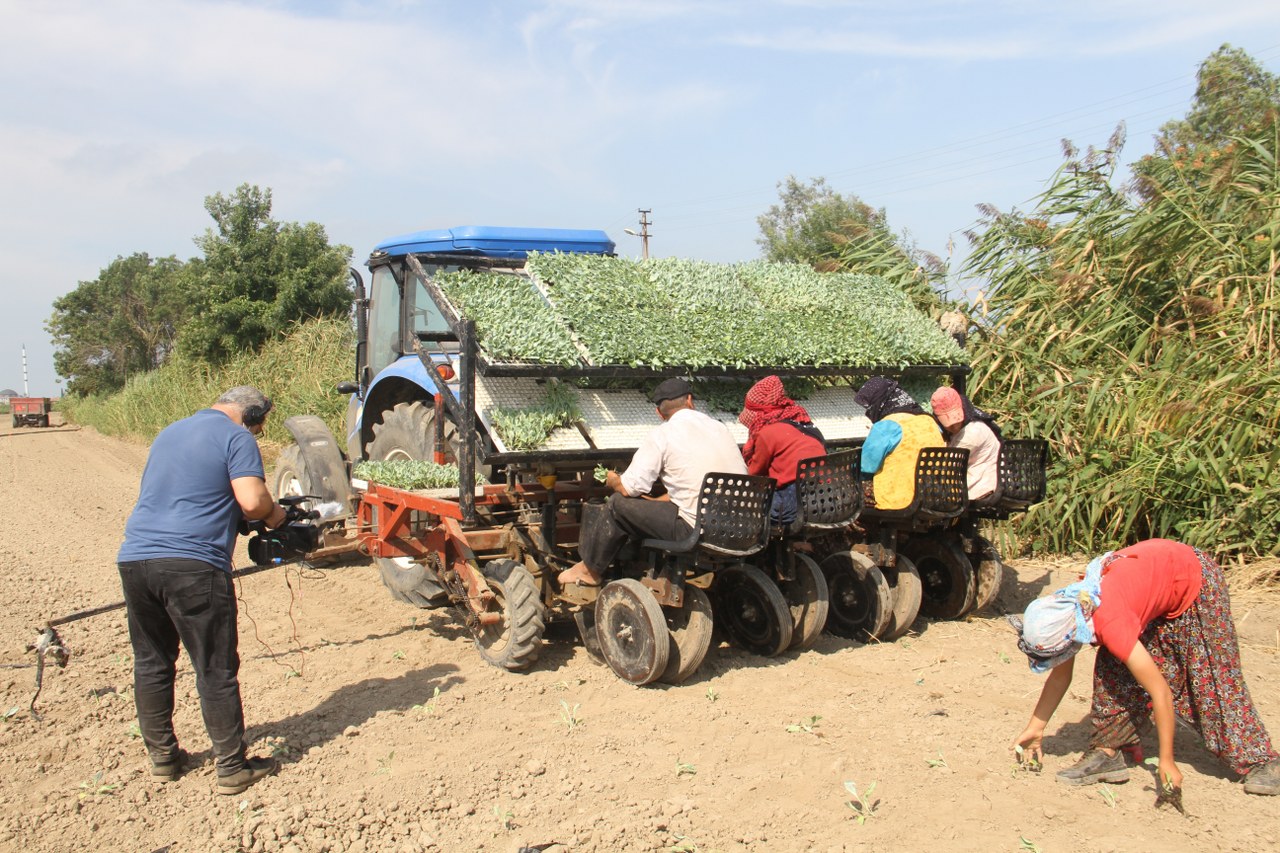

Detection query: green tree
xmin=1158 ymin=44 xmax=1280 ymax=150
xmin=48 ymin=253 xmax=190 ymax=396
xmin=179 ymin=184 xmax=353 ymax=362
xmin=757 ymin=175 xmax=944 ymax=312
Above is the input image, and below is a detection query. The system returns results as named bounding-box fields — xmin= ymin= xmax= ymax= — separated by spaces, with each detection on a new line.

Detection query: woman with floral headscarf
xmin=1010 ymin=538 xmax=1279 ymax=798
xmin=739 ymin=376 xmax=824 ymax=524
xmin=853 ymin=377 xmax=943 ymax=511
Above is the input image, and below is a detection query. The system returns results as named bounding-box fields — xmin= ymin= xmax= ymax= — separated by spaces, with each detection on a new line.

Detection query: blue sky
xmin=3 ymin=0 xmax=1280 ymax=396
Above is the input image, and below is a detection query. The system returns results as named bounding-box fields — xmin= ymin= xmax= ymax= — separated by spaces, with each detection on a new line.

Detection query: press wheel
xmin=779 ymin=552 xmax=830 ymax=650
xmin=711 ymin=563 xmax=793 ymax=656
xmin=659 ymin=586 xmax=715 ymax=685
xmin=880 ymin=555 xmax=922 ymax=641
xmin=595 ymin=579 xmax=670 ymax=685
xmin=902 ymin=535 xmax=976 ymax=621
xmin=969 ymin=536 xmax=1005 ymax=613
xmin=820 ymin=550 xmax=892 ymax=641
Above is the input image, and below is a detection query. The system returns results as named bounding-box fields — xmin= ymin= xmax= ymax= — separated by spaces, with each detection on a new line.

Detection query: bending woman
xmin=1009 ymin=538 xmax=1279 ymax=797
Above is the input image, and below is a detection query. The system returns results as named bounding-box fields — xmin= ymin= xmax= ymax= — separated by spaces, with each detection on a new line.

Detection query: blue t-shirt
xmin=118 ymin=409 xmax=265 ymax=571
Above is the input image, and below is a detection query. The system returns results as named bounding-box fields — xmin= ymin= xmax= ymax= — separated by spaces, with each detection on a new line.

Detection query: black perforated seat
xmin=972 ymin=439 xmax=1048 ymax=519
xmin=861 ymin=446 xmax=969 ymax=524
xmin=794 ymin=449 xmax=862 ymax=530
xmin=640 ymin=472 xmax=775 ymax=558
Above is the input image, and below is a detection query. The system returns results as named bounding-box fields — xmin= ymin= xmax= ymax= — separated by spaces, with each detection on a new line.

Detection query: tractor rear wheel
xmin=367 ymin=400 xmax=442 ymax=462
xmin=473 ymin=559 xmax=544 ymax=672
xmin=272 ymin=444 xmax=311 ymax=501
xmin=820 ymin=551 xmax=892 ymax=641
xmin=659 ymin=585 xmax=714 ymax=685
xmin=596 ymin=579 xmax=670 ymax=685
xmin=903 ymin=535 xmax=976 ymax=621
xmin=711 ymin=563 xmax=793 ymax=656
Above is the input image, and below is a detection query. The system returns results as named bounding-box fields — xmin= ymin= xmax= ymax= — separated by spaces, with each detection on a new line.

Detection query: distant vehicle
xmin=10 ymin=397 xmax=51 ymax=428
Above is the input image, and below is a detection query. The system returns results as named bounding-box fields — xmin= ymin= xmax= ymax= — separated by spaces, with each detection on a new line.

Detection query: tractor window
xmin=367 ymin=266 xmax=403 ymax=377
xmin=408 ymin=272 xmax=452 ymax=340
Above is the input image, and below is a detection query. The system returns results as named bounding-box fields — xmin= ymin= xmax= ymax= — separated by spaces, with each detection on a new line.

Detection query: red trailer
xmin=10 ymin=397 xmax=51 ymax=428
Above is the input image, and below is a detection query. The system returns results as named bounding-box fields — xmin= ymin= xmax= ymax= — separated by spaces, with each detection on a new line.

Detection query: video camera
xmin=245 ymin=495 xmax=324 ymax=566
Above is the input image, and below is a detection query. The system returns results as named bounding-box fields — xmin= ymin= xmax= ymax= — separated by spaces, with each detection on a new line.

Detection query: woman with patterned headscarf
xmin=854 ymin=377 xmax=943 ymax=510
xmin=739 ymin=376 xmax=824 ymax=524
xmin=1009 ymin=539 xmax=1279 ymax=798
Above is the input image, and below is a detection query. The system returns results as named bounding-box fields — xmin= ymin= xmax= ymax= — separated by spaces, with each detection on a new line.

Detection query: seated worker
xmin=739 ymin=375 xmax=825 ymax=525
xmin=930 ymin=386 xmax=1002 ymax=503
xmin=558 ymin=377 xmax=748 ymax=587
xmin=854 ymin=377 xmax=944 ymax=511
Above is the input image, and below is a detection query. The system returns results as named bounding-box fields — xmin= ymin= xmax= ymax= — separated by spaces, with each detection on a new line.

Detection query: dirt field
xmin=1 ymin=419 xmax=1278 ymax=853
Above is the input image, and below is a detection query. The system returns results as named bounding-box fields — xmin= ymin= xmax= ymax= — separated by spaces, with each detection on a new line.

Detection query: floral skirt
xmin=1089 ymin=549 xmax=1278 ymax=775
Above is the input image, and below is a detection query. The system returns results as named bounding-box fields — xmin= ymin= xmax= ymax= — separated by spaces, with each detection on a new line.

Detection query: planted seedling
xmin=1013 ymin=744 xmax=1042 ymax=774
xmin=492 ymin=804 xmax=515 ymax=831
xmin=391 ymin=650 xmax=405 ymax=661
xmin=1019 ymin=837 xmax=1042 ymax=853
xmin=843 ymin=780 xmax=880 ymax=824
xmin=786 ymin=715 xmax=823 ymax=736
xmin=676 ymin=759 xmax=697 ymax=778
xmin=925 ymin=752 xmax=949 ymax=770
xmin=1 ymin=706 xmax=19 ymax=722
xmin=999 ymin=651 xmax=1012 ymax=664
xmin=1098 ymin=784 xmax=1118 ymax=808
xmin=374 ymin=750 xmax=395 ymax=776
xmin=705 ymin=686 xmax=719 ymax=703
xmin=76 ymin=771 xmax=119 ymax=800
xmin=1145 ymin=759 xmax=1186 ymax=814
xmin=667 ymin=838 xmax=698 ymax=853
xmin=559 ymin=700 xmax=582 ymax=732
xmin=126 ymin=722 xmax=141 ymax=739
xmin=412 ymin=686 xmax=442 ymax=716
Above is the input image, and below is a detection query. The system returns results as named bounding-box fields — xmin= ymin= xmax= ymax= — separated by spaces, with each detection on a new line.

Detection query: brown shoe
xmin=216 ymin=756 xmax=277 ymax=795
xmin=151 ymin=749 xmax=189 ymax=783
xmin=1244 ymin=758 xmax=1280 ymax=795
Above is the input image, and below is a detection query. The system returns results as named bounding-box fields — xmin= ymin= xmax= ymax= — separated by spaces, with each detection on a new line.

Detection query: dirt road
xmin=1 ymin=420 xmax=1278 ymax=853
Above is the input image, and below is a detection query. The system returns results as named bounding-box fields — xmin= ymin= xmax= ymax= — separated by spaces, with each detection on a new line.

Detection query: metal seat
xmin=973 ymin=439 xmax=1048 ymax=519
xmin=640 ymin=472 xmax=775 ymax=558
xmin=861 ymin=447 xmax=969 ymax=525
xmin=794 ymin=449 xmax=862 ymax=530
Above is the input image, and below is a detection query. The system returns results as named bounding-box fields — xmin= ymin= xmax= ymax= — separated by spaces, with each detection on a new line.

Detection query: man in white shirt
xmin=558 ymin=377 xmax=748 ymax=587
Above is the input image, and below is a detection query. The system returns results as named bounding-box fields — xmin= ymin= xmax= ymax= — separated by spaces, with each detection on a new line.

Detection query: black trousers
xmin=117 ymin=558 xmax=248 ymax=776
xmin=579 ymin=493 xmax=692 ymax=574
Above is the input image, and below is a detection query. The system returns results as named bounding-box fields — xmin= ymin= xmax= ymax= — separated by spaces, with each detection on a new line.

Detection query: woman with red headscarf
xmin=739 ymin=376 xmax=825 ymax=524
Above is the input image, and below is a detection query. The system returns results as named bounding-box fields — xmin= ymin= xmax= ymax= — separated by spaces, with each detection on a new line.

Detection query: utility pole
xmin=624 ymin=209 xmax=652 ymax=259
xmin=22 ymin=344 xmax=29 ymax=396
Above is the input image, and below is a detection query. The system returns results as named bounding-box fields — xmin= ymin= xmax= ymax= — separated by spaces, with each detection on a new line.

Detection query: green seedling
xmin=492 ymin=804 xmax=515 ymax=831
xmin=593 ymin=465 xmax=610 ymax=483
xmin=268 ymin=737 xmax=297 ymax=760
xmin=126 ymin=722 xmax=141 ymax=739
xmin=374 ymin=750 xmax=395 ymax=775
xmin=705 ymin=686 xmax=719 ymax=702
xmin=391 ymin=649 xmax=405 ymax=661
xmin=284 ymin=668 xmax=302 ymax=681
xmin=1144 ymin=759 xmax=1186 ymax=814
xmin=676 ymin=759 xmax=697 ymax=777
xmin=1098 ymin=784 xmax=1118 ymax=808
xmin=787 ymin=715 xmax=822 ymax=736
xmin=667 ymin=839 xmax=698 ymax=853
xmin=411 ymin=686 xmax=442 ymax=715
xmin=925 ymin=752 xmax=949 ymax=769
xmin=559 ymin=700 xmax=582 ymax=732
xmin=1013 ymin=745 xmax=1042 ymax=774
xmin=76 ymin=771 xmax=119 ymax=800
xmin=843 ymin=780 xmax=879 ymax=824
xmin=2 ymin=706 xmax=21 ymax=722
xmin=999 ymin=651 xmax=1012 ymax=664
xmin=1019 ymin=837 xmax=1042 ymax=853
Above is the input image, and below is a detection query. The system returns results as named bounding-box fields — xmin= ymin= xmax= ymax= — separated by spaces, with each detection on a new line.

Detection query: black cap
xmin=650 ymin=377 xmax=693 ymax=405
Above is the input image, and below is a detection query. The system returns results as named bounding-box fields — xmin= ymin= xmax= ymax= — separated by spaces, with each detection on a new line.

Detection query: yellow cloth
xmin=872 ymin=413 xmax=944 ymax=510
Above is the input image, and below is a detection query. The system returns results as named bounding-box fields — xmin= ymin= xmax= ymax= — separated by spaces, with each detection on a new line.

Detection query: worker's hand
xmin=1012 ymin=727 xmax=1044 ymax=769
xmin=1156 ymin=758 xmax=1183 ymax=792
xmin=266 ymin=503 xmax=288 ymax=529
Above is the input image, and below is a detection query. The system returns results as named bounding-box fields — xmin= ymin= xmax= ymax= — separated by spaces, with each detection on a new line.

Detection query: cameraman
xmin=117 ymin=386 xmax=287 ymax=795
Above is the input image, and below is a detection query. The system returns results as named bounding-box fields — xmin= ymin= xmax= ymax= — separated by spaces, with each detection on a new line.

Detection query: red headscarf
xmin=740 ymin=375 xmax=812 ymax=463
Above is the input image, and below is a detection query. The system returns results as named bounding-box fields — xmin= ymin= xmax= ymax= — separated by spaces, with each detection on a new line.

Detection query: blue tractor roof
xmin=372 ymin=225 xmax=615 ymax=260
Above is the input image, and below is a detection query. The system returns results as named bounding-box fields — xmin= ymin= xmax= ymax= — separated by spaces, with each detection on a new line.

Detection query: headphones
xmin=242 ymin=397 xmax=274 ymax=428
